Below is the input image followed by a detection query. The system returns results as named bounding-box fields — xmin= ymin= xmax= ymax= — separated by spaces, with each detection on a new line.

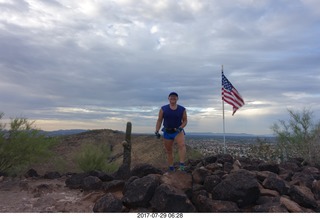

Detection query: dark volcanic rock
xmin=262 ymin=173 xmax=289 ymax=195
xmin=150 ymin=184 xmax=196 ymax=212
xmin=130 ymin=163 xmax=163 ymax=178
xmin=122 ymin=174 xmax=160 ymax=208
xmin=65 ymin=173 xmax=89 ymax=189
xmin=58 ymin=153 xmax=320 ymax=213
xmin=93 ymin=193 xmax=124 ymax=212
xmin=44 ymin=171 xmax=61 ymax=179
xmin=212 ymin=169 xmax=260 ymax=207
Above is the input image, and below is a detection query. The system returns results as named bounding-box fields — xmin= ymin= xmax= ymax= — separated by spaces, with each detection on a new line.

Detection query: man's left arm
xmin=179 ymin=109 xmax=188 ymax=129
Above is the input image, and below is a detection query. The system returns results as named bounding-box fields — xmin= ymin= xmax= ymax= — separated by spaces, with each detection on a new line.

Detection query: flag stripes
xmin=222 ymin=72 xmax=244 ymax=115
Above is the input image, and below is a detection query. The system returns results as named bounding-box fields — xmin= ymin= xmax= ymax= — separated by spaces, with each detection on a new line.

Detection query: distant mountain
xmin=42 ymin=129 xmax=89 ymax=136
xmin=41 ymin=129 xmax=274 ymax=138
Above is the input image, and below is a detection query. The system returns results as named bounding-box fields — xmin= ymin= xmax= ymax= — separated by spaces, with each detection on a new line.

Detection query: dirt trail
xmin=0 ymin=176 xmax=105 ymax=213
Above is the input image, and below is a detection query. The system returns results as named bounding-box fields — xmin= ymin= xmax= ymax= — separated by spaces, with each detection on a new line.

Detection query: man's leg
xmin=175 ymin=132 xmax=186 ymax=168
xmin=163 ymin=138 xmax=174 ymax=169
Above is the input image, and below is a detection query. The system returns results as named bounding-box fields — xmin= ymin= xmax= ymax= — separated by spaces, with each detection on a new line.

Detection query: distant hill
xmin=31 ymin=129 xmax=202 ymax=175
xmin=42 ymin=129 xmax=274 ymax=137
xmin=41 ymin=129 xmax=89 ymax=136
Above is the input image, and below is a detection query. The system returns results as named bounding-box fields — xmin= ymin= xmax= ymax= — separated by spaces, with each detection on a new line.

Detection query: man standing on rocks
xmin=155 ymin=92 xmax=188 ymax=171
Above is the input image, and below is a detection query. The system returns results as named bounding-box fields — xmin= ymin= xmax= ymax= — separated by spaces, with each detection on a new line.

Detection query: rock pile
xmin=62 ymin=154 xmax=320 ymax=212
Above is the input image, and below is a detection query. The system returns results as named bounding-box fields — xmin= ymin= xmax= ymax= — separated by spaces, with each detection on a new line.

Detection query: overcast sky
xmin=1 ymin=0 xmax=320 ymax=135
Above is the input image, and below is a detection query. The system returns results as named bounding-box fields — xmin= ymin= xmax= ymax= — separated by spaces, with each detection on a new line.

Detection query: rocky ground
xmin=0 ymin=129 xmax=191 ymax=213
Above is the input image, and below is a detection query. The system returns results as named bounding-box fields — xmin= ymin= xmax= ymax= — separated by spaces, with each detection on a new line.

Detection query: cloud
xmin=1 ymin=0 xmax=320 ymax=135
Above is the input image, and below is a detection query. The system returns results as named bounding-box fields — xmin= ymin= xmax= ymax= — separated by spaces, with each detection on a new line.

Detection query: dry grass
xmin=29 ymin=129 xmax=200 ymax=175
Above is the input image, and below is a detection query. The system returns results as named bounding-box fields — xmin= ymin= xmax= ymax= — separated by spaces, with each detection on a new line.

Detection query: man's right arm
xmin=155 ymin=109 xmax=163 ymax=133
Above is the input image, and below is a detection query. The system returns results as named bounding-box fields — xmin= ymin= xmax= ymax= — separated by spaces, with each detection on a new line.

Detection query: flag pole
xmin=221 ymin=65 xmax=226 ymax=154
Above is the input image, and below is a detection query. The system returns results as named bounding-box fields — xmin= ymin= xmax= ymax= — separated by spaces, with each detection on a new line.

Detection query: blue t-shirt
xmin=161 ymin=104 xmax=185 ymax=129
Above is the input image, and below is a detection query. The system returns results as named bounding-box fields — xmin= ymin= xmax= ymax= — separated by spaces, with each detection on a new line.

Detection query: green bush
xmin=0 ymin=113 xmax=55 ymax=175
xmin=74 ymin=143 xmax=118 ymax=173
xmin=271 ymin=108 xmax=320 ymax=165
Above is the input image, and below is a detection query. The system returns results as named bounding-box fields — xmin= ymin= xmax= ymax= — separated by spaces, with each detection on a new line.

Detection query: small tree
xmin=271 ymin=108 xmax=320 ymax=164
xmin=0 ymin=113 xmax=55 ymax=175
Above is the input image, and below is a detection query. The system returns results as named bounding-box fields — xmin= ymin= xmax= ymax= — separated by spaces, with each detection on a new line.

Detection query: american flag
xmin=222 ymin=72 xmax=245 ymax=115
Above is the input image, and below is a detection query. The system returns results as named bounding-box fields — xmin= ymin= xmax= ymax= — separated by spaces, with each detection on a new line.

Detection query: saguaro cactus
xmin=115 ymin=121 xmax=132 ymax=179
xmin=122 ymin=121 xmax=132 ymax=170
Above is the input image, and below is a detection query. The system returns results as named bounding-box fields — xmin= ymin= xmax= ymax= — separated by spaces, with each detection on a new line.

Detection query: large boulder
xmin=150 ymin=184 xmax=196 ymax=212
xmin=289 ymin=185 xmax=318 ymax=209
xmin=93 ymin=193 xmax=124 ymax=212
xmin=82 ymin=176 xmax=102 ymax=191
xmin=130 ymin=164 xmax=163 ymax=178
xmin=203 ymin=175 xmax=221 ymax=193
xmin=194 ymin=194 xmax=240 ymax=212
xmin=212 ymin=169 xmax=260 ymax=208
xmin=122 ymin=174 xmax=160 ymax=208
xmin=65 ymin=173 xmax=89 ymax=189
xmin=262 ymin=173 xmax=289 ymax=195
xmin=192 ymin=167 xmax=212 ymax=184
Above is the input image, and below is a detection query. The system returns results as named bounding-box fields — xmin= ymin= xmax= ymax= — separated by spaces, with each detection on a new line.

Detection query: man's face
xmin=168 ymin=95 xmax=178 ymax=103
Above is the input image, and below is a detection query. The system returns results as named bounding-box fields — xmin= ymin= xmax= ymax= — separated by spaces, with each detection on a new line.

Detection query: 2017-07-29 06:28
xmin=136 ymin=213 xmax=183 ymax=218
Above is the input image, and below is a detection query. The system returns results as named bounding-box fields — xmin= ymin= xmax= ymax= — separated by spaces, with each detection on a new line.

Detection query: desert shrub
xmin=0 ymin=113 xmax=55 ymax=176
xmin=271 ymin=108 xmax=320 ymax=165
xmin=75 ymin=143 xmax=118 ymax=173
